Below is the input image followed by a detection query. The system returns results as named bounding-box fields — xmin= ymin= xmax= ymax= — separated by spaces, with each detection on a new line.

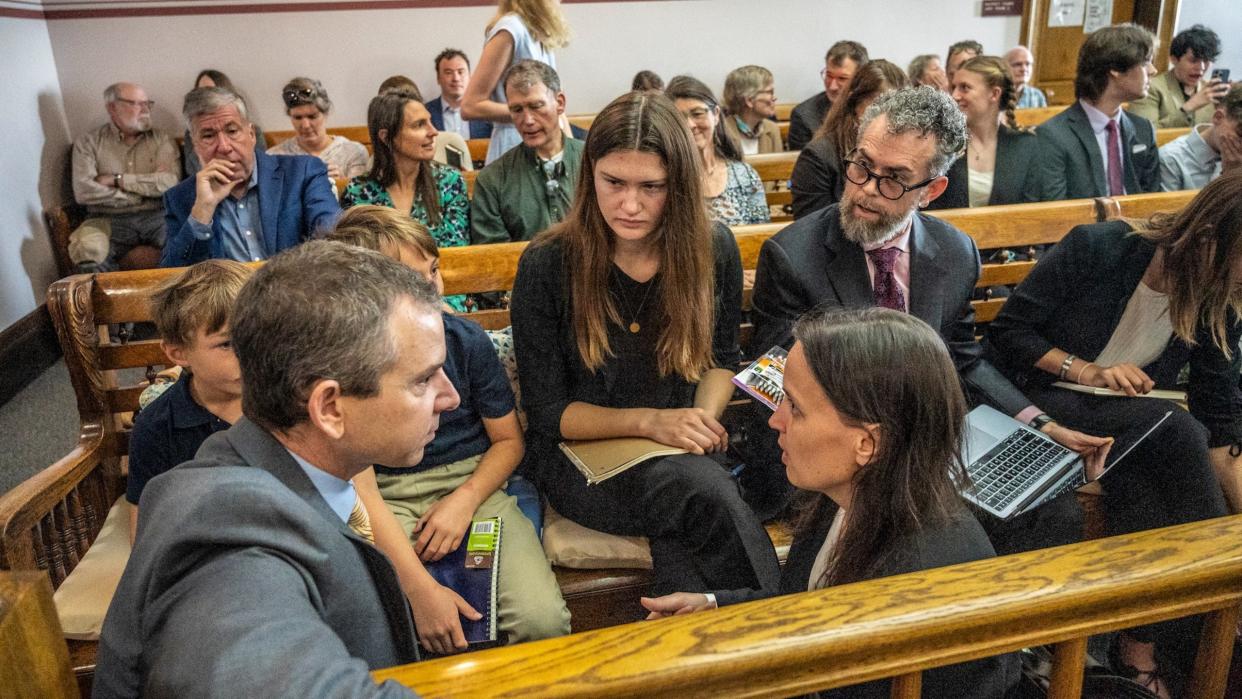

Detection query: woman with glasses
xmin=340 ymin=91 xmax=470 ymax=309
xmin=722 ymin=66 xmax=782 ymax=155
xmin=929 ymin=56 xmax=1037 ymax=210
xmin=183 ymin=69 xmax=264 ymax=176
xmin=644 ymin=308 xmax=1019 ymax=699
xmin=790 ymin=60 xmax=907 ymax=219
xmin=268 ymin=77 xmax=368 ymax=181
xmin=666 ymin=76 xmax=770 ymax=227
xmin=462 ymin=0 xmax=572 ymax=165
xmin=509 ymin=91 xmax=780 ymax=597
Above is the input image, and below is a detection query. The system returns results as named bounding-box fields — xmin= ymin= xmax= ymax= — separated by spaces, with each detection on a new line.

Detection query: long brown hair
xmin=536 ymin=91 xmax=715 ymax=380
xmin=792 ymin=307 xmax=970 ymax=588
xmin=490 ymin=0 xmax=571 ymax=49
xmin=1135 ymin=171 xmax=1242 ymax=356
xmin=816 ymin=59 xmax=907 ymax=159
xmin=957 ymin=55 xmax=1024 ymax=132
xmin=366 ymin=92 xmax=442 ymax=226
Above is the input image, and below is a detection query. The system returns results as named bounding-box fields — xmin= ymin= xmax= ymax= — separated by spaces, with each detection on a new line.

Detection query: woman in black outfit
xmin=986 ymin=174 xmax=1242 ymax=696
xmin=509 ymin=91 xmax=780 ymax=596
xmin=645 ymin=307 xmax=1019 ymax=698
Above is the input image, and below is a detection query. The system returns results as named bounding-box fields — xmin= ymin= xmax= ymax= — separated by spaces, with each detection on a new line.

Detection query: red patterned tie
xmin=866 ymin=247 xmax=906 ymax=312
xmin=1105 ymin=120 xmax=1125 ymax=196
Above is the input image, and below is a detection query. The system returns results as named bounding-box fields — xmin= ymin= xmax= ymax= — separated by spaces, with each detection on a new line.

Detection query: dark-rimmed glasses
xmin=841 ymin=152 xmax=938 ymax=201
xmin=114 ymin=98 xmax=154 ymax=109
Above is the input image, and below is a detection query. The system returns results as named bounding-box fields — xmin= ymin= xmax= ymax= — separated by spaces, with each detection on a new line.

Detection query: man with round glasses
xmin=744 ymin=86 xmax=1110 ymax=556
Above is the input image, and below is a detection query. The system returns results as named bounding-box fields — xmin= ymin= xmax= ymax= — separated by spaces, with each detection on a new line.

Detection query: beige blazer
xmin=1127 ymin=71 xmax=1216 ymax=128
xmin=724 ymin=116 xmax=784 ymax=153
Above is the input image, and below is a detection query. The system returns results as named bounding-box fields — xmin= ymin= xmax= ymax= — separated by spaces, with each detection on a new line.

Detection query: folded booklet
xmin=424 ymin=517 xmax=501 ymax=647
xmin=559 ymin=438 xmax=687 ymax=485
xmin=732 ymin=346 xmax=788 ymax=410
xmin=1052 ymin=381 xmax=1187 ymax=402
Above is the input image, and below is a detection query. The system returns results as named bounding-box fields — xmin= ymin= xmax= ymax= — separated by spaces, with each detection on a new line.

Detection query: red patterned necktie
xmin=1105 ymin=120 xmax=1125 ymax=196
xmin=866 ymin=246 xmax=906 ymax=312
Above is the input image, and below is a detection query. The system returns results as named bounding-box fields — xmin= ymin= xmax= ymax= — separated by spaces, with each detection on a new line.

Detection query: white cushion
xmin=541 ymin=504 xmax=652 ymax=569
xmin=53 ymin=497 xmax=131 ymax=640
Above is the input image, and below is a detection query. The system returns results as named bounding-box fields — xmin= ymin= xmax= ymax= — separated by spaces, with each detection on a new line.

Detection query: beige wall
xmin=1175 ymin=2 xmax=1240 ymax=75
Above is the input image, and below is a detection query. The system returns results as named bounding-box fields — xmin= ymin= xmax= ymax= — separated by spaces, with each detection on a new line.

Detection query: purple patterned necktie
xmin=1105 ymin=120 xmax=1125 ymax=196
xmin=866 ymin=247 xmax=906 ymax=312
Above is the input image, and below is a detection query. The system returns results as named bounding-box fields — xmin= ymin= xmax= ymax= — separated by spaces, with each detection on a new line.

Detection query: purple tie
xmin=1105 ymin=120 xmax=1125 ymax=196
xmin=867 ymin=247 xmax=906 ymax=312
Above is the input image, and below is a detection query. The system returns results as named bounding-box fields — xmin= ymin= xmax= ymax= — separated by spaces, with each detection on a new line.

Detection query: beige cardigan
xmin=1127 ymin=71 xmax=1216 ymax=128
xmin=724 ymin=116 xmax=784 ymax=153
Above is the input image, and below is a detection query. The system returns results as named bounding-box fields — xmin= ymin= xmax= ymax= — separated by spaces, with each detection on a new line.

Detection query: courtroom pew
xmin=1156 ymin=127 xmax=1190 ymax=147
xmin=0 ymin=572 xmax=79 ymax=698
xmin=1013 ymin=105 xmax=1065 ymax=128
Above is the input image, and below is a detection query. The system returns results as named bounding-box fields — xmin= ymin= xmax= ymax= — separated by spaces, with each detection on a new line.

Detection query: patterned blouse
xmin=708 ymin=159 xmax=770 ymax=227
xmin=339 ymin=163 xmax=472 ymax=310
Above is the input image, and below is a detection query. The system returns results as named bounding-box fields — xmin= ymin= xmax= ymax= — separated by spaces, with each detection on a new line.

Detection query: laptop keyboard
xmin=971 ymin=430 xmax=1070 ymax=511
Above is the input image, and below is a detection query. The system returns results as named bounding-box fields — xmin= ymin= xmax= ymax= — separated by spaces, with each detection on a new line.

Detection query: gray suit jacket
xmin=1027 ymin=101 xmax=1159 ymax=202
xmin=750 ymin=205 xmax=1032 ymax=416
xmin=930 ymin=125 xmax=1039 ymax=210
xmin=94 ymin=418 xmax=419 ymax=698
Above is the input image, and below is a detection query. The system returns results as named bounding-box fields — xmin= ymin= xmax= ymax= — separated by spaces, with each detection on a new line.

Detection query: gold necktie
xmin=347 ymin=493 xmax=375 ymax=544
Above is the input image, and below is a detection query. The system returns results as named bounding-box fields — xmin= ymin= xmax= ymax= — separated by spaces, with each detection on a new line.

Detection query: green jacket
xmin=1127 ymin=71 xmax=1215 ymax=128
xmin=469 ymin=138 xmax=584 ymax=244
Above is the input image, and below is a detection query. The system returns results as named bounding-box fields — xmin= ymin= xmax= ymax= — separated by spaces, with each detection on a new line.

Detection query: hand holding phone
xmin=1211 ymin=68 xmax=1230 ymax=84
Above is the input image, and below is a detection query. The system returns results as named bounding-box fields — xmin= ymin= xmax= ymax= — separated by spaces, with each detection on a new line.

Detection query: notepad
xmin=424 ymin=518 xmax=501 ymax=647
xmin=559 ymin=438 xmax=688 ymax=485
xmin=1052 ymin=381 xmax=1186 ymax=402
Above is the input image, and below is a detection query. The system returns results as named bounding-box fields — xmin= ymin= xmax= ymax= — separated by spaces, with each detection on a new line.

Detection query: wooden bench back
xmin=1013 ymin=105 xmax=1065 ymax=128
xmin=1156 ymin=127 xmax=1190 ymax=147
xmin=1096 ymin=190 xmax=1198 ymax=223
xmin=264 ymin=125 xmax=372 ymax=152
xmin=0 ymin=572 xmax=79 ymax=698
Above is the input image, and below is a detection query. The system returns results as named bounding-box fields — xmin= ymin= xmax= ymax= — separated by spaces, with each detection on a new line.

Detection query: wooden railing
xmin=375 ymin=516 xmax=1242 ymax=698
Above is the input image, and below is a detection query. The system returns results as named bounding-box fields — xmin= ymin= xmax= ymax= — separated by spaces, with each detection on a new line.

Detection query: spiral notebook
xmin=424 ymin=517 xmax=502 ymax=647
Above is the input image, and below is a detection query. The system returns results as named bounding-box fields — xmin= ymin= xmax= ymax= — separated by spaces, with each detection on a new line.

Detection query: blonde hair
xmin=490 ymin=0 xmax=571 ymax=49
xmin=327 ymin=205 xmax=439 ymax=260
xmin=150 ymin=260 xmax=253 ymax=346
xmin=957 ymin=55 xmax=1024 ymax=132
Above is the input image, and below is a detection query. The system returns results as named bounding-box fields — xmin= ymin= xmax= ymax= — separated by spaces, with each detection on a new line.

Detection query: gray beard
xmin=839 ymin=196 xmax=916 ymax=247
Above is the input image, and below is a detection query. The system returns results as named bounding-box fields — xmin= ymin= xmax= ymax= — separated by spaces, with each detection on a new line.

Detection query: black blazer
xmin=789 ymin=136 xmax=845 ymax=219
xmin=717 ymin=498 xmax=1018 ymax=699
xmin=1027 ymin=101 xmax=1159 ymax=202
xmin=930 ymin=125 xmax=1039 ymax=210
xmin=750 ymin=205 xmax=1033 ymax=416
xmin=985 ymin=220 xmax=1242 ymax=448
xmin=788 ymin=92 xmax=831 ymax=152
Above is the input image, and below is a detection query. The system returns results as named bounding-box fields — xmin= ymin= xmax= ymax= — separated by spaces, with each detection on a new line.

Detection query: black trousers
xmin=540 ymin=451 xmax=781 ymax=596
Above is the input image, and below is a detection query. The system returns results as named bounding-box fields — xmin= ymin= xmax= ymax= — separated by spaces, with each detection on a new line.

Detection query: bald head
xmin=1005 ymin=47 xmax=1034 ymax=87
xmin=104 ymin=82 xmax=152 ymax=136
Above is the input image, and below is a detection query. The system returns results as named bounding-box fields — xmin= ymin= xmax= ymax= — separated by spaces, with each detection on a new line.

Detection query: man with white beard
xmin=70 ymin=82 xmax=181 ymax=272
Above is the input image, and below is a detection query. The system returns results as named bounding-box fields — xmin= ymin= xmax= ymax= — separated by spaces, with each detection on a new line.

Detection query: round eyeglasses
xmin=840 ymin=154 xmax=938 ymax=201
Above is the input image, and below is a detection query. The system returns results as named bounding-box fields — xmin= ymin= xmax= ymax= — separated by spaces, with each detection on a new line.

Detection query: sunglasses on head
xmin=282 ymin=87 xmax=317 ymax=106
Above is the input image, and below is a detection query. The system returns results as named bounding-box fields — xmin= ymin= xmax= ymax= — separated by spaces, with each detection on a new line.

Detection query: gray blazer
xmin=94 ymin=418 xmax=419 ymax=698
xmin=1027 ymin=101 xmax=1159 ymax=202
xmin=930 ymin=125 xmax=1039 ymax=210
xmin=750 ymin=204 xmax=1033 ymax=416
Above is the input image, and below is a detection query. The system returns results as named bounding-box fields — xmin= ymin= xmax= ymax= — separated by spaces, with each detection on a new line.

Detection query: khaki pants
xmin=68 ymin=210 xmax=165 ymax=271
xmin=376 ymin=456 xmax=570 ymax=643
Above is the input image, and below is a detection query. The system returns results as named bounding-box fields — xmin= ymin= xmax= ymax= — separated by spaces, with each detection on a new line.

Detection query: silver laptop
xmin=960 ymin=405 xmax=1171 ymax=521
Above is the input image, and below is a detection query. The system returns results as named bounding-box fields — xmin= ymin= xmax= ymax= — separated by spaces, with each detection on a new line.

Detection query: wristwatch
xmin=113 ymin=173 xmax=122 ymax=189
xmin=1029 ymin=413 xmax=1055 ymax=431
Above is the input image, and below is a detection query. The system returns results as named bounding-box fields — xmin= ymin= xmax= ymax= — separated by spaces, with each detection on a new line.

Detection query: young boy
xmin=328 ymin=205 xmax=570 ymax=644
xmin=127 ymin=260 xmax=251 ymax=541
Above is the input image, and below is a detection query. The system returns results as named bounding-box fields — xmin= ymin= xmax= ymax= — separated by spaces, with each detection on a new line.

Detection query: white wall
xmin=1175 ymin=1 xmax=1241 ymax=76
xmin=45 ymin=0 xmax=1022 ymax=138
xmin=0 ymin=16 xmax=71 ymax=329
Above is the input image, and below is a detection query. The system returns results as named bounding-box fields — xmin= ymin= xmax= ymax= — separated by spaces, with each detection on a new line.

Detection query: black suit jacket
xmin=1027 ymin=101 xmax=1159 ymax=202
xmin=789 ymin=136 xmax=845 ymax=219
xmin=717 ymin=498 xmax=1018 ymax=698
xmin=750 ymin=205 xmax=1033 ymax=416
xmin=931 ymin=125 xmax=1039 ymax=210
xmin=788 ymin=93 xmax=830 ymax=152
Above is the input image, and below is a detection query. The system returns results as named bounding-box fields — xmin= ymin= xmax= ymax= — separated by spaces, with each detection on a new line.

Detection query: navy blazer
xmin=1027 ymin=101 xmax=1159 ymax=202
xmin=426 ymin=96 xmax=494 ymax=139
xmin=930 ymin=125 xmax=1039 ymax=210
xmin=161 ymin=149 xmax=340 ymax=267
xmin=750 ymin=204 xmax=1033 ymax=416
xmin=94 ymin=418 xmax=419 ymax=698
xmin=985 ymin=221 xmax=1242 ymax=448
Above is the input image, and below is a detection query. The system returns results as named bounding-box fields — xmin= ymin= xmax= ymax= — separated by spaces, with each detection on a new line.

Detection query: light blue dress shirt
xmin=187 ymin=165 xmax=267 ymax=262
xmin=285 ymin=448 xmax=356 ymax=524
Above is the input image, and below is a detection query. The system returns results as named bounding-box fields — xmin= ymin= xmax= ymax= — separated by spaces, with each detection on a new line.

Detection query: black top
xmin=789 ymin=135 xmax=845 ymax=219
xmin=929 ymin=124 xmax=1039 ymax=210
xmin=788 ymin=93 xmax=831 ymax=152
xmin=717 ymin=497 xmax=1019 ymax=699
xmin=509 ymin=223 xmax=743 ymax=477
xmin=127 ymin=372 xmax=230 ymax=505
xmin=985 ymin=220 xmax=1242 ymax=448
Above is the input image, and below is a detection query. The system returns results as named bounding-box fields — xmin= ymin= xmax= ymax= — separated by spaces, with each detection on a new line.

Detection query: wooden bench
xmin=745 ymin=151 xmax=797 ymax=222
xmin=1013 ymin=105 xmax=1066 ymax=128
xmin=0 ymin=571 xmax=79 ymax=698
xmin=264 ymin=125 xmax=372 ymax=152
xmin=1156 ymin=127 xmax=1191 ymax=147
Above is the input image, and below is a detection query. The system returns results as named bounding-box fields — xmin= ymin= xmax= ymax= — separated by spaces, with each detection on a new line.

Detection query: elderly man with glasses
xmin=743 ymin=86 xmax=1110 ymax=557
xmin=69 ymin=82 xmax=181 ymax=272
xmin=161 ymin=86 xmax=339 ymax=267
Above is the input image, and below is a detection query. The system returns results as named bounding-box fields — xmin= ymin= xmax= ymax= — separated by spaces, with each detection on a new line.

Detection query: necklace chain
xmin=612 ymin=270 xmax=657 ymax=334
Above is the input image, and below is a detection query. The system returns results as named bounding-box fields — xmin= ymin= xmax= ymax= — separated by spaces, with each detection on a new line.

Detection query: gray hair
xmin=231 ymin=240 xmax=442 ymax=432
xmin=502 ymin=59 xmax=562 ymax=97
xmin=858 ymin=86 xmax=965 ymax=177
xmin=723 ymin=65 xmax=774 ymax=115
xmin=281 ymin=76 xmax=333 ymax=115
xmin=182 ymin=86 xmax=249 ymax=127
xmin=103 ymin=83 xmax=123 ymax=104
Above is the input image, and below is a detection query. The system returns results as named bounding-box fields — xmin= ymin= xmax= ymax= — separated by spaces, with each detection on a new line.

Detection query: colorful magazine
xmin=733 ymin=346 xmax=787 ymax=410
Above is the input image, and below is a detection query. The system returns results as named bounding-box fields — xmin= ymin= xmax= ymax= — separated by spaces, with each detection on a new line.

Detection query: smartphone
xmin=1211 ymin=68 xmax=1230 ymax=83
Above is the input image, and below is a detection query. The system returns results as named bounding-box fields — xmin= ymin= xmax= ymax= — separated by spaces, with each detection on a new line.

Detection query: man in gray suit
xmin=745 ymin=87 xmax=1110 ymax=552
xmin=94 ymin=241 xmax=460 ymax=698
xmin=1029 ymin=23 xmax=1160 ymax=202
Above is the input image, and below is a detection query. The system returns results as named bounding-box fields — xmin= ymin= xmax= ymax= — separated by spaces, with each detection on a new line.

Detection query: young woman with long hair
xmin=509 ymin=91 xmax=780 ymax=595
xmin=789 ymin=59 xmax=907 ymax=219
xmin=986 ymin=172 xmax=1242 ymax=695
xmin=462 ymin=0 xmax=572 ymax=164
xmin=644 ymin=307 xmax=1018 ymax=698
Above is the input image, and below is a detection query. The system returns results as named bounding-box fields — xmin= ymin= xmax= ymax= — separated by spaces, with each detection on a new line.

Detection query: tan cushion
xmin=541 ymin=504 xmax=652 ymax=569
xmin=53 ymin=497 xmax=132 ymax=640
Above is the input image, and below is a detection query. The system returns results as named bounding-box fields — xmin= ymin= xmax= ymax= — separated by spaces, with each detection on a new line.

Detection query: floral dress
xmin=707 ymin=159 xmax=771 ymax=227
xmin=340 ymin=162 xmax=471 ymax=310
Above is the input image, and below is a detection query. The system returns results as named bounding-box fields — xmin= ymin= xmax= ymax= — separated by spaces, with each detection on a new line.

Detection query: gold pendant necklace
xmin=613 ymin=269 xmax=657 ymax=334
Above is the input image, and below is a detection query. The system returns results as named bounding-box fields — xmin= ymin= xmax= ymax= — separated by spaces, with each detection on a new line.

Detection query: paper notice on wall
xmin=1047 ymin=0 xmax=1085 ymax=27
xmin=1083 ymin=0 xmax=1114 ymax=33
